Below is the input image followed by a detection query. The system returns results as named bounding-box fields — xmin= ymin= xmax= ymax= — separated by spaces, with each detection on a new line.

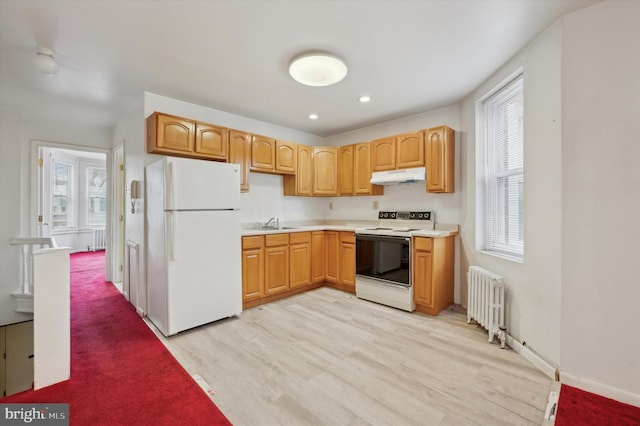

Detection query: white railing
xmin=10 ymin=237 xmax=58 ymax=295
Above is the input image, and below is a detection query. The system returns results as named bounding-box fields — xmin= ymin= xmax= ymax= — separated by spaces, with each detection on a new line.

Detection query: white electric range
xmin=354 ymin=211 xmax=434 ymax=311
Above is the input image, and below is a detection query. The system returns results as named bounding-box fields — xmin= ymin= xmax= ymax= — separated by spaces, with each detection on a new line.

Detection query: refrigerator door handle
xmin=168 ymin=211 xmax=176 ymax=261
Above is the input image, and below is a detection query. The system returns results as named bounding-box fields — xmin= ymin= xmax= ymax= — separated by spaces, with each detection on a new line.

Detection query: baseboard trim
xmin=560 ymin=372 xmax=640 ymax=407
xmin=506 ymin=334 xmax=557 ymax=380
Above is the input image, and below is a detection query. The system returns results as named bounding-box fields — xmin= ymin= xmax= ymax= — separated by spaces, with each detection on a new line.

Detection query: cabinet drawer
xmin=414 ymin=237 xmax=432 ymax=251
xmin=339 ymin=231 xmax=355 ymax=244
xmin=289 ymin=232 xmax=311 ymax=244
xmin=265 ymin=233 xmax=289 ymax=247
xmin=242 ymin=236 xmax=264 ymax=250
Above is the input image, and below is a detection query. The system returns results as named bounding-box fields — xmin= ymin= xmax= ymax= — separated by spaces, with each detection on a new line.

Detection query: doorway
xmin=31 ymin=140 xmax=117 ymax=280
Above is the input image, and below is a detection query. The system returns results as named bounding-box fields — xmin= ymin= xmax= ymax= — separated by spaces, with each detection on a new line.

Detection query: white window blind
xmin=484 ymin=75 xmax=524 ymax=259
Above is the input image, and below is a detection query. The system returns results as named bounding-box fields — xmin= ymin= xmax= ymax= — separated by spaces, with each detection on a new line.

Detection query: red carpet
xmin=556 ymin=384 xmax=640 ymax=426
xmin=2 ymin=251 xmax=231 ymax=425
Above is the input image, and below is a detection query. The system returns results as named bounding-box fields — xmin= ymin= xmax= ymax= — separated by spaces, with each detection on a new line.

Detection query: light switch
xmin=329 ymin=202 xmax=333 ymax=210
xmin=373 ymin=201 xmax=378 ymax=209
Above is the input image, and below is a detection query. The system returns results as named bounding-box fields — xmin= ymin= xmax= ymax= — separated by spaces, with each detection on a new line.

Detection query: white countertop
xmin=241 ymin=222 xmax=458 ymax=237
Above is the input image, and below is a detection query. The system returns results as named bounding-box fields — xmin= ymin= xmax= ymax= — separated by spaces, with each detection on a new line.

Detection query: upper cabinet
xmin=425 ymin=126 xmax=455 ymax=193
xmin=195 ymin=123 xmax=228 ymax=160
xmin=353 ymin=143 xmax=383 ymax=196
xmin=276 ymin=141 xmax=296 ymax=174
xmin=147 ymin=112 xmax=196 ymax=156
xmin=251 ymin=136 xmax=296 ymax=175
xmin=229 ymin=130 xmax=251 ymax=192
xmin=371 ymin=131 xmax=424 ymax=171
xmin=283 ymin=144 xmax=312 ymax=196
xmin=396 ymin=131 xmax=424 ymax=169
xmin=250 ymin=135 xmax=276 ymax=172
xmin=312 ymin=147 xmax=338 ymax=195
xmin=371 ymin=137 xmax=396 ymax=171
xmin=147 ymin=112 xmax=229 ymax=161
xmin=338 ymin=145 xmax=354 ymax=195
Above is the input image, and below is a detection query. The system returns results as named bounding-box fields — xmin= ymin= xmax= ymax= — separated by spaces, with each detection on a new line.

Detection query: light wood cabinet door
xmin=425 ymin=126 xmax=455 ymax=193
xmin=396 ymin=131 xmax=424 ymax=169
xmin=289 ymin=232 xmax=311 ymax=289
xmin=251 ymin=135 xmax=276 ymax=172
xmin=353 ymin=143 xmax=384 ymax=195
xmin=242 ymin=247 xmax=264 ymax=302
xmin=229 ymin=130 xmax=251 ymax=192
xmin=338 ymin=145 xmax=354 ymax=195
xmin=195 ymin=123 xmax=228 ymax=160
xmin=264 ymin=234 xmax=289 ymax=295
xmin=413 ymin=236 xmax=455 ymax=315
xmin=275 ymin=140 xmax=296 ymax=174
xmin=147 ymin=112 xmax=195 ymax=155
xmin=324 ymin=231 xmax=339 ymax=283
xmin=283 ymin=144 xmax=312 ymax=196
xmin=413 ymin=239 xmax=434 ymax=307
xmin=312 ymin=147 xmax=338 ymax=195
xmin=371 ymin=137 xmax=396 ymax=171
xmin=311 ymin=231 xmax=325 ymax=283
xmin=339 ymin=232 xmax=356 ymax=291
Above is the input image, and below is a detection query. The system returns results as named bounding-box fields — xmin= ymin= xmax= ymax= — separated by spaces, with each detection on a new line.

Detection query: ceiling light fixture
xmin=34 ymin=46 xmax=59 ymax=75
xmin=308 ymin=113 xmax=319 ymax=120
xmin=358 ymin=95 xmax=371 ymax=103
xmin=289 ymin=52 xmax=347 ymax=87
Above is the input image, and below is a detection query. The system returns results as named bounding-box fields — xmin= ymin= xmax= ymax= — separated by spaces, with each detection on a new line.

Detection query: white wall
xmin=0 ymin=108 xmax=32 ymax=326
xmin=113 ymin=95 xmax=146 ymax=313
xmin=459 ymin=21 xmax=563 ymax=368
xmin=0 ymin=110 xmax=113 ymax=326
xmin=560 ymin=0 xmax=640 ymax=405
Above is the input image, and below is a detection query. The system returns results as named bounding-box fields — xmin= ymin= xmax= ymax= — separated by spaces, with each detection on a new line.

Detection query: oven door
xmin=355 ymin=234 xmax=411 ymax=287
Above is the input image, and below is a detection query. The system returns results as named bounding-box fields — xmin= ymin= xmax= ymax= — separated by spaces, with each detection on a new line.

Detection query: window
xmin=52 ymin=160 xmax=73 ymax=229
xmin=483 ymin=74 xmax=524 ymax=259
xmin=87 ymin=167 xmax=107 ymax=226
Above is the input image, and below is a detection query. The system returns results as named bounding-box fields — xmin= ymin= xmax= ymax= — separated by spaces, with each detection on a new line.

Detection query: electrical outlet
xmin=373 ymin=201 xmax=378 ymax=209
xmin=329 ymin=202 xmax=333 ymax=210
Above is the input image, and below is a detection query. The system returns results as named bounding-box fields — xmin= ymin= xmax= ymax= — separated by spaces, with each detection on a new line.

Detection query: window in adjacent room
xmin=87 ymin=167 xmax=107 ymax=226
xmin=52 ymin=160 xmax=74 ymax=229
xmin=481 ymin=73 xmax=524 ymax=260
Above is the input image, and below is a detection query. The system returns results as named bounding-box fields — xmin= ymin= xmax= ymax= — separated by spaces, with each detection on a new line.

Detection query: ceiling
xmin=0 ymin=0 xmax=599 ymax=137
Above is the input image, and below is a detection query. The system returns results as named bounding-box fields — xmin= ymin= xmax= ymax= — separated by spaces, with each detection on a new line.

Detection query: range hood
xmin=370 ymin=167 xmax=426 ymax=185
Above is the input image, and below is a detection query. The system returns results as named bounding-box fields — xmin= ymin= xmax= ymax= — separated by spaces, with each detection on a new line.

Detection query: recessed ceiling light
xmin=358 ymin=95 xmax=371 ymax=103
xmin=289 ymin=52 xmax=348 ymax=87
xmin=308 ymin=113 xmax=318 ymax=120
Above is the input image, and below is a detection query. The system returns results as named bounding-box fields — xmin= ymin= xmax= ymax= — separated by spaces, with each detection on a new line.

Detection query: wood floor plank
xmin=158 ymin=287 xmax=552 ymax=425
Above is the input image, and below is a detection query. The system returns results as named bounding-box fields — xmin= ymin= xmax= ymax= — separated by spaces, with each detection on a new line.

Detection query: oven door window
xmin=356 ymin=235 xmax=410 ymax=286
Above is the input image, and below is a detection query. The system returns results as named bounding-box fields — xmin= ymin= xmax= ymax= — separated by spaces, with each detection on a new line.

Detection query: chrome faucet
xmin=264 ymin=217 xmax=279 ymax=228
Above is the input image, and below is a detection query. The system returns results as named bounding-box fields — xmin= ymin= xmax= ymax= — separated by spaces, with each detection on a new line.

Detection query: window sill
xmin=479 ymin=250 xmax=523 ymax=264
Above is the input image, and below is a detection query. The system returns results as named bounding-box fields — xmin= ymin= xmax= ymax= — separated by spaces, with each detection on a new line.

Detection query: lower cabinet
xmin=289 ymin=232 xmax=311 ymax=289
xmin=325 ymin=231 xmax=356 ymax=293
xmin=242 ymin=236 xmax=264 ymax=303
xmin=338 ymin=232 xmax=356 ymax=292
xmin=264 ymin=234 xmax=290 ymax=295
xmin=413 ymin=236 xmax=455 ymax=315
xmin=242 ymin=232 xmax=320 ymax=308
xmin=324 ymin=231 xmax=339 ymax=283
xmin=311 ymin=231 xmax=325 ymax=284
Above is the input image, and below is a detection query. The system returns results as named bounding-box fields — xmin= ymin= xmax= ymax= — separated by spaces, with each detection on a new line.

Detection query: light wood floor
xmin=158 ymin=287 xmax=552 ymax=425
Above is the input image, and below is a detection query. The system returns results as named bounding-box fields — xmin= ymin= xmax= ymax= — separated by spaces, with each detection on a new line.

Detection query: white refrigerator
xmin=145 ymin=156 xmax=242 ymax=336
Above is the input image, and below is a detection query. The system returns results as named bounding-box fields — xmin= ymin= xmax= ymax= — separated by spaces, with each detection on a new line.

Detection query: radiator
xmin=92 ymin=228 xmax=107 ymax=251
xmin=467 ymin=266 xmax=506 ymax=348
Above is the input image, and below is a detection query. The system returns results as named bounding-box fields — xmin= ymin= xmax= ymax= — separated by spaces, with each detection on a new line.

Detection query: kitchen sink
xmin=247 ymin=225 xmax=298 ymax=231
